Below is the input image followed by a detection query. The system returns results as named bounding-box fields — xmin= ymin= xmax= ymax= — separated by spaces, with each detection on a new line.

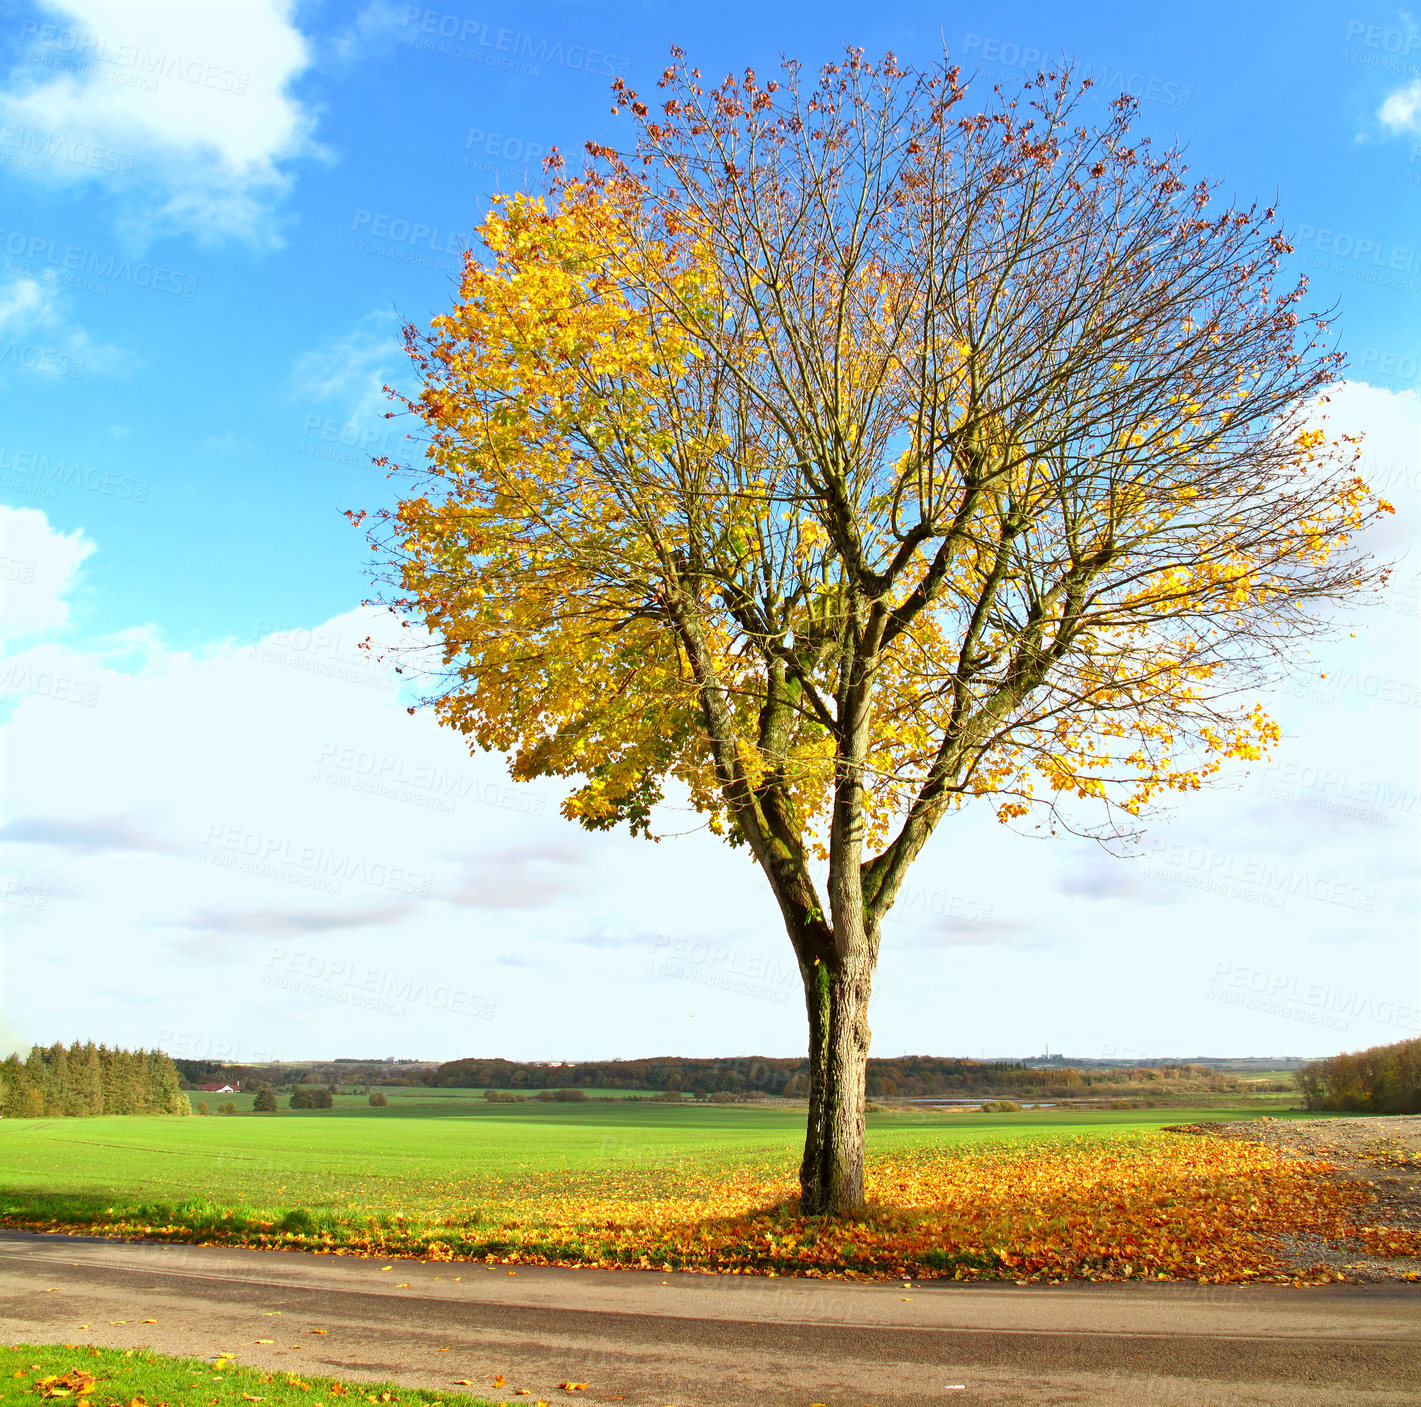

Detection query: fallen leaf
xmin=493 ymin=1376 xmax=506 ymax=1388
xmin=453 ymin=1380 xmax=474 ymax=1386
xmin=559 ymin=1384 xmax=589 ymax=1392
xmin=36 ymin=1369 xmax=96 ymax=1399
xmin=310 ymin=1329 xmax=328 ymax=1335
xmin=141 ymin=1319 xmax=156 ymax=1324
xmin=255 ymin=1339 xmax=275 ymax=1345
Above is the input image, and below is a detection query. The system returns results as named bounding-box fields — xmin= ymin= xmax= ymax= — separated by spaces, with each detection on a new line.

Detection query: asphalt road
xmin=3 ymin=1230 xmax=1419 ymax=1406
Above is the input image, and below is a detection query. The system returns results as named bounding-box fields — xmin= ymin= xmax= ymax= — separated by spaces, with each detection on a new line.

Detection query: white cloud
xmin=0 ymin=274 xmax=132 ymax=377
xmin=288 ymin=310 xmax=405 ymax=435
xmin=0 ymin=276 xmax=59 ymax=333
xmin=0 ymin=813 xmax=177 ymax=854
xmin=1 ymin=0 xmax=319 ymax=243
xmin=324 ymin=1 xmax=407 ymax=68
xmin=447 ymin=845 xmax=595 ymax=910
xmin=1378 ymin=77 xmax=1421 ymax=134
xmin=0 ymin=504 xmax=93 ymax=641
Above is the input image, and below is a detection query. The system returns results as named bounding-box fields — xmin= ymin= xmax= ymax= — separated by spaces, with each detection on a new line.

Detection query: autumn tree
xmin=369 ymin=52 xmax=1387 ymax=1215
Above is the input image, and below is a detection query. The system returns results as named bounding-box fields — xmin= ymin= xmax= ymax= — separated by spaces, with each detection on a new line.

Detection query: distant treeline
xmin=1297 ymin=1037 xmax=1421 ymax=1114
xmin=169 ymin=1053 xmax=1268 ymax=1101
xmin=173 ymin=1058 xmax=431 ymax=1090
xmin=1 ymin=1043 xmax=189 ymax=1117
xmin=430 ymin=1054 xmax=1253 ymax=1100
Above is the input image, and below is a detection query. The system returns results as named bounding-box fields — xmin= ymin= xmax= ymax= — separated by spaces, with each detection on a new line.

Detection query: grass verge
xmin=0 ymin=1343 xmax=495 ymax=1406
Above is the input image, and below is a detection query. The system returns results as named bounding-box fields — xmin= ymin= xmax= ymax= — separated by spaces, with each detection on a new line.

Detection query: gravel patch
xmin=1172 ymin=1116 xmax=1421 ymax=1283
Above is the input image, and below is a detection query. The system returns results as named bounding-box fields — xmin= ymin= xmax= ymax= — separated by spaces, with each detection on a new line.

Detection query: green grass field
xmin=0 ymin=1087 xmax=1315 ymax=1223
xmin=0 ymin=1091 xmax=1373 ymax=1283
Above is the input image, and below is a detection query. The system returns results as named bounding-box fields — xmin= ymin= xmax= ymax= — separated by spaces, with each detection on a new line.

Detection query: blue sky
xmin=2 ymin=0 xmax=1419 ymax=1066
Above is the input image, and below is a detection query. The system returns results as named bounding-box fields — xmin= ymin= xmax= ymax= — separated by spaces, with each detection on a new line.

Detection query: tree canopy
xmin=370 ymin=51 xmax=1387 ymax=1211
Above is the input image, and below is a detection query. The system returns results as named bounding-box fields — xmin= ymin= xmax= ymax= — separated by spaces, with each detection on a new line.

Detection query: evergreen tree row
xmin=0 ymin=1042 xmax=190 ymax=1117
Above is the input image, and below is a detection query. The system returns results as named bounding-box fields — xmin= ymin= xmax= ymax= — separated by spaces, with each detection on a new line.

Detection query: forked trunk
xmin=798 ymin=950 xmax=873 ymax=1216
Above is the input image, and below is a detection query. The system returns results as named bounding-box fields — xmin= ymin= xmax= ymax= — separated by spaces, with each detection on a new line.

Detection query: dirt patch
xmin=1173 ymin=1116 xmax=1421 ymax=1282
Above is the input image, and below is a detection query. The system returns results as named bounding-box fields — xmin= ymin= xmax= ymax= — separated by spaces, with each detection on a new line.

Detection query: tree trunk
xmin=798 ymin=950 xmax=873 ymax=1216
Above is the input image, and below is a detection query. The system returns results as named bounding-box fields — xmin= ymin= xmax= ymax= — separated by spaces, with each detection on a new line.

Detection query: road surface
xmin=2 ymin=1230 xmax=1419 ymax=1405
